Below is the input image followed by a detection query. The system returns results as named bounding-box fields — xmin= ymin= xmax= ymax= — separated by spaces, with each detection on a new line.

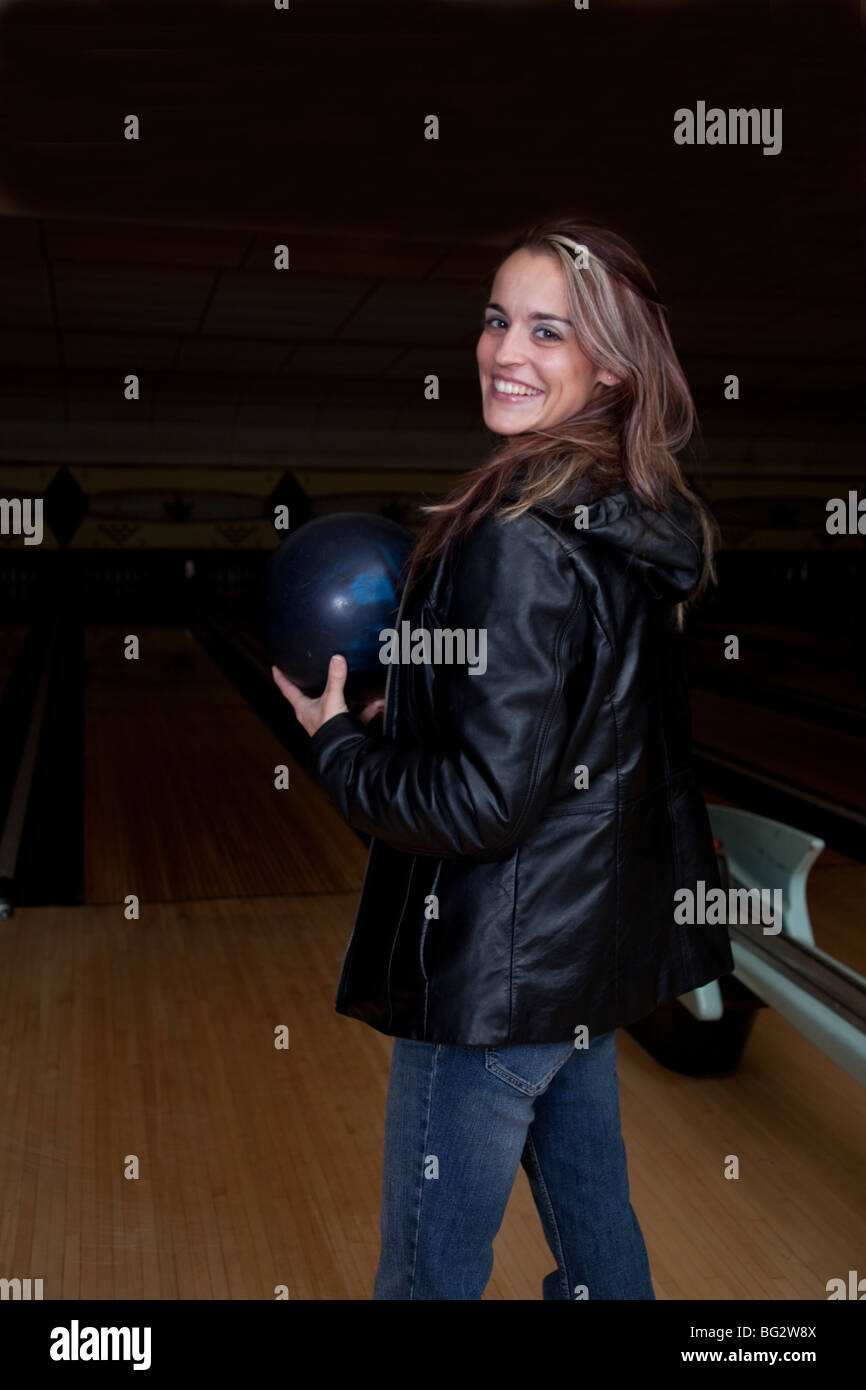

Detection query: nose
xmin=492 ymin=323 xmax=526 ymax=367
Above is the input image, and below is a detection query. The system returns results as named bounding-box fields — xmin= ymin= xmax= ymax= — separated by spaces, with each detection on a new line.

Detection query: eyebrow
xmin=484 ymin=301 xmax=572 ymax=324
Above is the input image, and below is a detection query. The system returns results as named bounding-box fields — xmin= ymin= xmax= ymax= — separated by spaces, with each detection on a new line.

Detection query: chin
xmin=484 ymin=408 xmax=545 ymax=435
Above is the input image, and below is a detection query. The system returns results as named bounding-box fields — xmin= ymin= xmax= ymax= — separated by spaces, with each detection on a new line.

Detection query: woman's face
xmin=476 ymin=247 xmax=617 ymax=434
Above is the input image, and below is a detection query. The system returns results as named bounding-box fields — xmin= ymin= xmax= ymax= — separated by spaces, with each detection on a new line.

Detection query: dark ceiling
xmin=0 ymin=0 xmax=862 ymax=474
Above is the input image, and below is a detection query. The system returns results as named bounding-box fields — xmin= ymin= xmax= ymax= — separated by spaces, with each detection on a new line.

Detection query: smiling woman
xmin=403 ymin=218 xmax=715 ymax=623
xmin=478 ymin=249 xmax=621 ymax=426
xmin=274 ymin=216 xmax=733 ymax=1302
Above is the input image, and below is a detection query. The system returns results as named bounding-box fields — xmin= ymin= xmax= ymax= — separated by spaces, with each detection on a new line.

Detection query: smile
xmin=491 ymin=377 xmax=544 ymax=400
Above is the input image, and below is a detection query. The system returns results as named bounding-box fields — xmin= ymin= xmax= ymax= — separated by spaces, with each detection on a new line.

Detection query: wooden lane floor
xmin=83 ymin=625 xmax=367 ymax=902
xmin=804 ymin=848 xmax=866 ymax=980
xmin=1 ymin=892 xmax=864 ymax=1299
xmin=0 ymin=620 xmax=863 ymax=1299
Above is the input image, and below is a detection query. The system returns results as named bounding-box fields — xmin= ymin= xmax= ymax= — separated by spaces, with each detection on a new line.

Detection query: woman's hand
xmin=272 ymin=655 xmax=385 ymax=736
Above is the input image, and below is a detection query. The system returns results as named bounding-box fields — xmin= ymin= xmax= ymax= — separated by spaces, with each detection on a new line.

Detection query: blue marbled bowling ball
xmin=265 ymin=512 xmax=416 ymax=702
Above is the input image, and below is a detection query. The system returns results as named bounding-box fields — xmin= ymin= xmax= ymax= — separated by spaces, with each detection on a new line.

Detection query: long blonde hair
xmin=404 ymin=218 xmax=717 ymax=614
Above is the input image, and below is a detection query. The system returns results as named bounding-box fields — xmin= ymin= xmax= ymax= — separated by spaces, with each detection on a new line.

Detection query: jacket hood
xmin=534 ymin=486 xmax=706 ymax=604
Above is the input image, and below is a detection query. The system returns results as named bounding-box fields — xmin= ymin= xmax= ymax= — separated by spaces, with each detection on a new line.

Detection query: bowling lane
xmin=84 ymin=624 xmax=367 ymax=904
xmin=0 ymin=626 xmax=29 ymax=689
xmin=806 ymin=849 xmax=866 ymax=979
xmin=2 ymin=619 xmax=863 ymax=1301
xmin=3 ymin=890 xmax=864 ymax=1299
xmin=692 ymin=687 xmax=866 ymax=813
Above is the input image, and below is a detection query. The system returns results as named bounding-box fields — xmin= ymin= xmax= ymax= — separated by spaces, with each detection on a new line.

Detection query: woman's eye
xmin=482 ymin=317 xmax=561 ymax=342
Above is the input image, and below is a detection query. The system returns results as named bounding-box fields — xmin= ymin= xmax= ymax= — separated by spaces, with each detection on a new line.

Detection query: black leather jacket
xmin=306 ymin=486 xmax=734 ymax=1044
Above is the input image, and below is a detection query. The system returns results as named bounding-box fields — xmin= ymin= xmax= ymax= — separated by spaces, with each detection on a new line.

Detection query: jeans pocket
xmin=484 ymin=1040 xmax=577 ymax=1096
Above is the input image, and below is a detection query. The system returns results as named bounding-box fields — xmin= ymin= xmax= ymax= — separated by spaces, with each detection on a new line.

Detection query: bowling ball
xmin=265 ymin=512 xmax=416 ymax=703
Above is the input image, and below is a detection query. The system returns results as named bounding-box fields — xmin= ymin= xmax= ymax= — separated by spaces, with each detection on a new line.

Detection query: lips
xmin=490 ymin=377 xmax=544 ymax=402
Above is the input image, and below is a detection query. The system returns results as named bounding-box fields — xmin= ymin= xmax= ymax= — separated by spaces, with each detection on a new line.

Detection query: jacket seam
xmin=334 ymin=837 xmax=380 ymax=1011
xmin=539 ymin=511 xmax=622 ymax=1019
xmin=657 ymin=677 xmax=691 ymax=979
xmin=659 ymin=504 xmax=703 ymax=569
xmin=555 ymin=489 xmax=631 ymax=557
xmin=527 ymin=508 xmax=625 ymax=1018
xmin=522 ymin=582 xmax=583 ymax=841
xmin=609 ymin=687 xmax=623 ymax=1021
xmin=540 ymin=767 xmax=694 ymax=818
xmin=384 ymin=857 xmax=418 ymax=1033
xmin=496 ymin=523 xmax=586 ymax=851
xmin=507 ymin=845 xmax=520 ymax=1040
xmin=419 ymin=859 xmax=443 ymax=1037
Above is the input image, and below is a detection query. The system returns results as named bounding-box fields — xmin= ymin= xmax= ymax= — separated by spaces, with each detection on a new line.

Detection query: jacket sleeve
xmin=304 ymin=510 xmax=584 ymax=859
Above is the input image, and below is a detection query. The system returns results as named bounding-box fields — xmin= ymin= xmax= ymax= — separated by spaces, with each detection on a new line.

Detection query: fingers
xmin=357 ymin=699 xmax=385 ymax=725
xmin=320 ymin=654 xmax=350 ymax=721
xmin=271 ymin=664 xmax=301 ymax=706
xmin=272 ymin=657 xmax=349 ymax=734
xmin=322 ymin=654 xmax=347 ymax=704
xmin=324 ymin=653 xmax=347 ymax=689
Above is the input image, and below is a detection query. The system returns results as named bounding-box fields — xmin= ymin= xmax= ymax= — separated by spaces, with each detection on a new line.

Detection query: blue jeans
xmin=373 ymin=1028 xmax=654 ymax=1300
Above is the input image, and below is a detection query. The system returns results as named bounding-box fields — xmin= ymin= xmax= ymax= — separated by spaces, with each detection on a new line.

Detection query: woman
xmin=272 ymin=218 xmax=734 ymax=1301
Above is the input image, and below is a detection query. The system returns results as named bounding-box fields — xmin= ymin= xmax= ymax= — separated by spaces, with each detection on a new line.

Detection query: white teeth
xmin=493 ymin=378 xmax=542 ymax=396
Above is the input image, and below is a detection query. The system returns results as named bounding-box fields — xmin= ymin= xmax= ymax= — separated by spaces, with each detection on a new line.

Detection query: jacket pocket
xmin=484 ymin=1040 xmax=576 ymax=1095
